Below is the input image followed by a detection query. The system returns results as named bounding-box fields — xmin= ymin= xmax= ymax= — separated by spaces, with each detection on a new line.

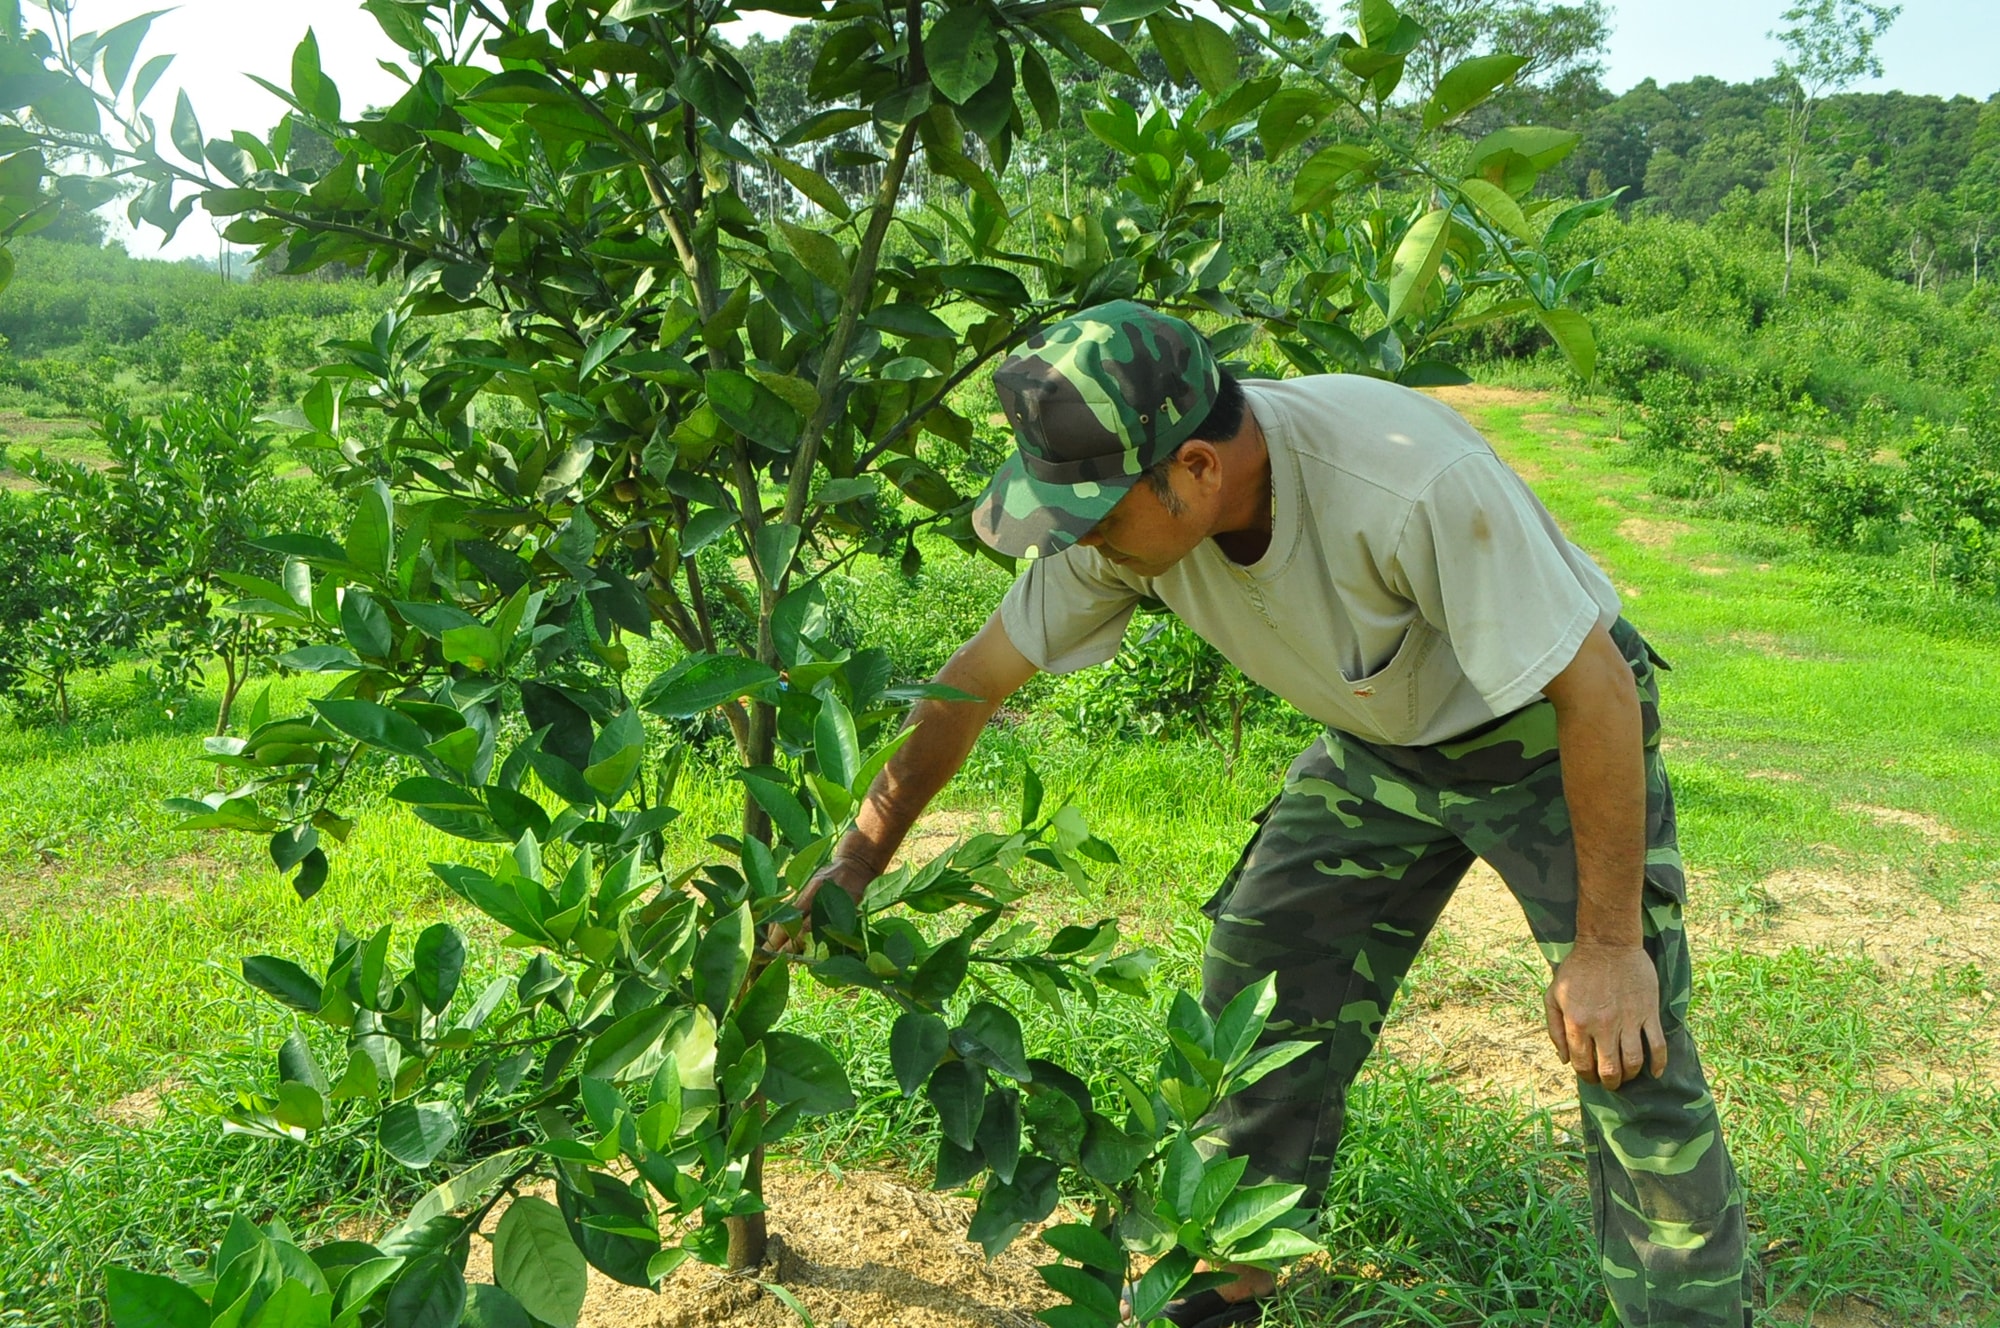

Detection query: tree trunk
xmin=215 ymin=650 xmax=243 ymax=737
xmin=725 ymin=1143 xmax=768 ymax=1271
xmin=1781 ymin=151 xmax=1797 ymax=298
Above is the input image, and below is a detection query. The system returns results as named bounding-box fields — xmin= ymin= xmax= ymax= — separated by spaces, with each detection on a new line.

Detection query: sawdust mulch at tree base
xmin=465 ymin=1166 xmax=1055 ymax=1328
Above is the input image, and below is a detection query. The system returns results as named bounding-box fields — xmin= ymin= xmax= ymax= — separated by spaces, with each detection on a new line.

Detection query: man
xmin=789 ymin=301 xmax=1750 ymax=1327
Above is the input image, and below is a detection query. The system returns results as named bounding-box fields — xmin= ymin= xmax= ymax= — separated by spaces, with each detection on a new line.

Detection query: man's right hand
xmin=763 ymin=855 xmax=878 ymax=956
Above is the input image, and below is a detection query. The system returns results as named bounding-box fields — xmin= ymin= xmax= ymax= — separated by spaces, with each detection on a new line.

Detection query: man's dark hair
xmin=1141 ymin=367 xmax=1243 ymax=511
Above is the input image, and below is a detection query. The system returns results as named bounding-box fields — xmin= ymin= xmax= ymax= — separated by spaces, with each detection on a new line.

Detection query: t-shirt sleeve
xmin=997 ymin=546 xmax=1146 ymax=674
xmin=1392 ymin=452 xmax=1617 ymax=715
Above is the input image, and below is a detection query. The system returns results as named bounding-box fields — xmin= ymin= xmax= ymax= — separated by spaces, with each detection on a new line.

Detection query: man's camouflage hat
xmin=972 ymin=300 xmax=1220 ymax=559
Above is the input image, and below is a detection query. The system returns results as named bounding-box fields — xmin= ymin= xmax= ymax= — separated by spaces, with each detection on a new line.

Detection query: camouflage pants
xmin=1199 ymin=621 xmax=1750 ymax=1327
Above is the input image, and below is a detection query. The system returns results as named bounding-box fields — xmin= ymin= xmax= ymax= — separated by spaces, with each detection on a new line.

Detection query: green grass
xmin=3 ymin=390 xmax=1998 ymax=1325
xmin=1465 ymin=394 xmax=2000 ymax=903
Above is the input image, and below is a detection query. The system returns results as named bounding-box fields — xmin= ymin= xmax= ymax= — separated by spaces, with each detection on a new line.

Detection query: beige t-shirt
xmin=997 ymin=374 xmax=1622 ymax=747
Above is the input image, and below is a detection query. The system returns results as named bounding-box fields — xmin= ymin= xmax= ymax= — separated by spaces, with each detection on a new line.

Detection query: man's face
xmin=1074 ymin=465 xmax=1209 ymax=577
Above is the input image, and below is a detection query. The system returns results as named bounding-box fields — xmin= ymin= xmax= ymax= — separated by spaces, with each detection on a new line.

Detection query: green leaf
xmin=732 ymin=958 xmax=789 ymax=1044
xmin=1125 ymin=1248 xmax=1195 ymax=1324
xmin=1255 ymin=88 xmax=1333 ymax=161
xmin=813 ymin=692 xmax=860 ymax=790
xmin=1021 ymin=44 xmax=1059 ymax=133
xmin=1195 ymin=74 xmax=1280 ymax=135
xmin=1457 ymin=177 xmax=1534 ymax=245
xmin=269 ymin=825 xmax=320 ymax=875
xmin=966 ymin=1155 xmax=1060 ymax=1257
xmin=950 ymin=1002 xmax=1031 ymax=1081
xmin=1080 ymin=1111 xmax=1149 ymax=1185
xmin=760 ymin=1031 xmax=856 ymax=1115
xmin=1224 ymin=1039 xmax=1317 ymax=1095
xmin=442 ymin=623 xmax=505 ymax=672
xmin=384 ymin=1256 xmax=465 ymax=1328
xmin=106 ymin=1268 xmax=209 ymax=1328
xmin=279 ymin=1029 xmax=328 ymax=1095
xmin=1540 ymin=192 xmax=1621 ymax=251
xmin=1222 ymin=1225 xmax=1323 ymax=1261
xmin=493 ymin=1197 xmax=588 ymax=1328
xmin=1020 ymin=765 xmax=1045 ymax=828
xmin=339 ymin=590 xmax=393 ymax=659
xmin=936 ymin=262 xmax=1029 ymax=305
xmin=1291 ymin=145 xmax=1374 ymax=214
xmin=170 ymin=90 xmax=202 ymax=164
xmin=581 ymin=1003 xmax=675 ymax=1083
xmin=1040 ymin=1222 xmax=1124 ymax=1274
xmin=1472 ymin=124 xmax=1576 ymax=176
xmin=132 ymin=53 xmax=174 ymax=111
xmin=927 ymin=6 xmax=1000 ymax=104
xmin=1386 ymin=207 xmax=1451 ymax=324
xmin=314 ymin=698 xmax=433 ymax=759
xmin=912 ymin=934 xmax=971 ymax=1005
xmin=405 ymin=1149 xmax=528 ymax=1231
xmin=1039 ymin=10 xmax=1140 ymax=77
xmin=557 ymin=1174 xmax=658 ymax=1288
xmin=928 ymin=1060 xmax=985 ymax=1149
xmin=704 ymin=369 xmax=803 ymax=452
xmin=638 ymin=653 xmax=776 ymax=720
xmin=811 ymin=476 xmax=879 ymax=507
xmin=580 ymin=326 xmax=634 ymax=379
xmin=242 ymin=956 xmax=321 ymax=1014
xmin=466 ymin=69 xmax=569 ymax=104
xmin=1212 ymin=971 xmax=1276 ymax=1071
xmin=412 ymin=924 xmax=465 ymax=1013
xmin=292 ymin=28 xmax=340 ymax=121
xmin=1095 ymin=0 xmax=1172 ymax=18
xmin=379 ymin=1101 xmax=457 ymax=1169
xmin=975 ymin=1084 xmax=1023 ymax=1182
xmin=97 ymin=11 xmax=167 ymax=96
xmin=692 ymin=902 xmax=753 ymax=1020
xmin=739 ymin=773 xmax=815 ymax=849
xmin=1357 ymin=0 xmax=1400 ymax=45
xmin=462 ymin=1284 xmax=534 ymax=1328
xmin=778 ymin=107 xmax=872 ymax=147
xmin=768 ymin=156 xmax=851 ymax=220
xmin=890 ymin=1011 xmax=949 ymax=1096
xmin=1424 ymin=53 xmax=1529 ymax=131
xmin=584 ymin=709 xmax=643 ymax=805
xmin=1210 ymin=1181 xmax=1309 ymax=1249
xmin=776 ymin=217 xmax=850 ymax=292
xmin=753 ymin=523 xmax=802 ymax=587
xmin=1180 ymin=16 xmax=1239 ymax=94
xmin=1536 ymin=307 xmax=1597 ymax=380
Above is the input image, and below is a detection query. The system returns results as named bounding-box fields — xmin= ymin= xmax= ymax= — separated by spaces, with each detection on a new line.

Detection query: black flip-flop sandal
xmin=1125 ymin=1286 xmax=1272 ymax=1328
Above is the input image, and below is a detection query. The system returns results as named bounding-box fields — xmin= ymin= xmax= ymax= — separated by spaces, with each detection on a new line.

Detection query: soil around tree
xmin=465 ymin=1165 xmax=1057 ymax=1328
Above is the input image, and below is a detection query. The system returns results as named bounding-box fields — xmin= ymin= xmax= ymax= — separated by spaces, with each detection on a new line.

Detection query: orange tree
xmin=0 ymin=0 xmax=1603 ymax=1322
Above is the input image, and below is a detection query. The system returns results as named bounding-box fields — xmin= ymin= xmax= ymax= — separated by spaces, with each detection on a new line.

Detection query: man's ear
xmin=1176 ymin=439 xmax=1224 ymax=491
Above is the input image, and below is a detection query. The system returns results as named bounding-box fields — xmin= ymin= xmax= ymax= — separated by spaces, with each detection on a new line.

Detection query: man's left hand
xmin=1544 ymin=941 xmax=1667 ymax=1091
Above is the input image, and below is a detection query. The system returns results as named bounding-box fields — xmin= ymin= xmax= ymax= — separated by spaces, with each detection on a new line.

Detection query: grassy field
xmin=1 ymin=386 xmax=1995 ymax=1326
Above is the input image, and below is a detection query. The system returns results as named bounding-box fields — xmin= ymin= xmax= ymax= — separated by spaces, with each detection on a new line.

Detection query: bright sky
xmin=51 ymin=0 xmax=1998 ymax=261
xmin=1601 ymin=0 xmax=2000 ymax=101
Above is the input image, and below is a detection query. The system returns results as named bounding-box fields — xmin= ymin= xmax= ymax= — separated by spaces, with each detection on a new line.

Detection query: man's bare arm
xmin=1539 ymin=622 xmax=1667 ymax=1092
xmin=781 ymin=609 xmax=1038 ymax=932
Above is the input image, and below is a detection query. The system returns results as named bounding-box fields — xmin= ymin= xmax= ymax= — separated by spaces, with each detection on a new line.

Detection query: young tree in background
xmin=1959 ymin=106 xmax=2000 ymax=286
xmin=1773 ymin=0 xmax=1900 ymax=296
xmin=1392 ymin=0 xmax=1610 ymax=125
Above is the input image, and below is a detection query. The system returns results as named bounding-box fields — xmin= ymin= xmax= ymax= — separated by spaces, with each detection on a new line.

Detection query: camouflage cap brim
xmin=971 ymin=450 xmax=1138 ymax=560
